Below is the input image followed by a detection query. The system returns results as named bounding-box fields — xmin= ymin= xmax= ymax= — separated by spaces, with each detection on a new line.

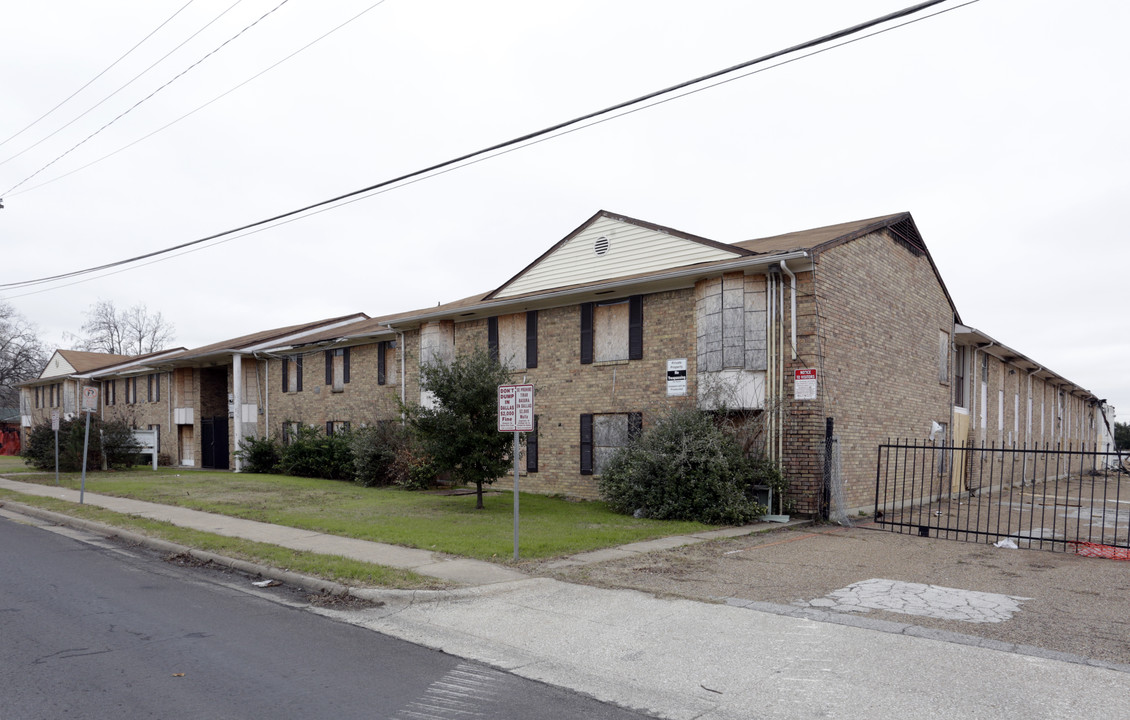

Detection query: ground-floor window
xmin=580 ymin=412 xmax=641 ymax=475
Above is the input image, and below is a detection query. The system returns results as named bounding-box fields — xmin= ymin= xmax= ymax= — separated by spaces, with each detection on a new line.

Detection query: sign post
xmin=79 ymin=386 xmax=99 ymax=504
xmin=51 ymin=411 xmax=60 ymax=486
xmin=498 ymin=384 xmax=534 ymax=560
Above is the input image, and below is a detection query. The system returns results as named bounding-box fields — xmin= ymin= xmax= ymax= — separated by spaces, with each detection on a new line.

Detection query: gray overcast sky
xmin=2 ymin=0 xmax=1127 ymax=421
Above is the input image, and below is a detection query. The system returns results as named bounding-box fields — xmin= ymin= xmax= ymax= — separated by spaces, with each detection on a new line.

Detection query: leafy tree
xmin=67 ymin=299 xmax=175 ymax=355
xmin=1115 ymin=421 xmax=1130 ymax=451
xmin=407 ymin=348 xmax=514 ymax=509
xmin=0 ymin=299 xmax=48 ymax=406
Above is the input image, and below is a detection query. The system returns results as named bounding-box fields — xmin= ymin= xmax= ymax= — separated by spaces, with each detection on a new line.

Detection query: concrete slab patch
xmin=801 ymin=579 xmax=1030 ymax=624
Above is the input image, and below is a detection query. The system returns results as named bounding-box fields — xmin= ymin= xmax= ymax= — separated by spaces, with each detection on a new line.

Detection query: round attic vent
xmin=594 ymin=236 xmax=610 ymax=256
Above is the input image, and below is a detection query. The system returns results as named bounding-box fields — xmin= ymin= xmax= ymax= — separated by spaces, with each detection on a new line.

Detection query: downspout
xmin=779 ymin=260 xmax=797 ymax=360
xmin=399 ymin=331 xmax=406 ymax=423
xmin=232 ymin=353 xmax=242 ymax=472
xmin=778 ymin=268 xmax=785 ymax=465
xmin=263 ymin=357 xmax=270 ymax=441
xmin=765 ymin=272 xmax=775 ymax=460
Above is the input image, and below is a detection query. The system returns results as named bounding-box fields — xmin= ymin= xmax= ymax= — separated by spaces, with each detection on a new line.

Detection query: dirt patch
xmin=306 ymin=591 xmax=384 ymax=610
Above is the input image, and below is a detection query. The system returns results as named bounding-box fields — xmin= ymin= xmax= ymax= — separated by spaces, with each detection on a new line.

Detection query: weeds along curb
xmin=0 ymin=499 xmax=487 ymax=605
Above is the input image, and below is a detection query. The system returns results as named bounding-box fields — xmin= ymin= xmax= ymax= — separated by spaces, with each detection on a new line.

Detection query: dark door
xmin=201 ymin=416 xmax=229 ymax=470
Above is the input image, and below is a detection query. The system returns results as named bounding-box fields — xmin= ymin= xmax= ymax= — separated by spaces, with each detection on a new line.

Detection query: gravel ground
xmin=536 ymin=523 xmax=1130 ymax=667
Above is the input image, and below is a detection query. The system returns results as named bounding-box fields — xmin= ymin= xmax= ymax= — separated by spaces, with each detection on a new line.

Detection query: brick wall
xmin=796 ymin=229 xmax=956 ymax=513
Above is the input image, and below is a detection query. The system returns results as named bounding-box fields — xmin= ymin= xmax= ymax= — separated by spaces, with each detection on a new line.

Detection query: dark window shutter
xmin=325 ymin=350 xmax=333 ymax=385
xmin=377 ymin=341 xmax=387 ymax=386
xmin=487 ymin=317 xmax=499 ymax=363
xmin=343 ymin=347 xmax=350 ymax=384
xmin=156 ymin=373 xmax=161 ymax=402
xmin=147 ymin=374 xmax=153 ymax=402
xmin=342 ymin=421 xmax=351 ymax=433
xmin=326 ymin=421 xmax=334 ymax=436
xmin=526 ymin=415 xmax=538 ymax=473
xmin=526 ymin=311 xmax=538 ymax=369
xmin=282 ymin=357 xmax=289 ymax=392
xmin=295 ymin=356 xmax=303 ymax=392
xmin=628 ymin=412 xmax=643 ymax=440
xmin=580 ymin=413 xmax=593 ymax=475
xmin=580 ymin=303 xmax=594 ymax=365
xmin=628 ymin=295 xmax=643 ymax=360
xmin=282 ymin=423 xmax=289 ymax=445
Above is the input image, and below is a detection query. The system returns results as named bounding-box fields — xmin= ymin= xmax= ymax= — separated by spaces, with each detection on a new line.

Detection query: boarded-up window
xmin=938 ymin=330 xmax=950 ymax=384
xmin=326 ymin=348 xmax=348 ymax=392
xmin=243 ymin=364 xmax=258 ymax=404
xmin=148 ymin=373 xmax=161 ymax=403
xmin=175 ymin=368 xmax=194 ymax=408
xmin=495 ymin=313 xmax=528 ymax=370
xmin=378 ymin=341 xmax=398 ymax=386
xmin=282 ymin=355 xmax=303 ymax=393
xmin=582 ymin=412 xmax=642 ymax=475
xmin=954 ymin=346 xmax=966 ymax=408
xmin=581 ymin=297 xmax=641 ymax=364
xmin=594 ymin=302 xmax=630 ymax=362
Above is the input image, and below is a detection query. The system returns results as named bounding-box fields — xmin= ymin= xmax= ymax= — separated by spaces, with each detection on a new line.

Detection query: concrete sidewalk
xmin=3 ymin=475 xmax=1128 ymax=719
xmin=0 ymin=477 xmax=790 ymax=585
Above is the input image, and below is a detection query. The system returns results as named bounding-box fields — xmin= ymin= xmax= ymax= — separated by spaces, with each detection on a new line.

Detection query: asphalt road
xmin=542 ymin=522 xmax=1130 ymax=668
xmin=0 ymin=512 xmax=653 ymax=720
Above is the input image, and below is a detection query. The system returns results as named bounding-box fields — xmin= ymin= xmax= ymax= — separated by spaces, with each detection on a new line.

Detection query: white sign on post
xmin=498 ymin=384 xmax=534 ymax=432
xmin=51 ymin=411 xmax=60 ymax=432
xmin=81 ymin=386 xmax=99 ymax=412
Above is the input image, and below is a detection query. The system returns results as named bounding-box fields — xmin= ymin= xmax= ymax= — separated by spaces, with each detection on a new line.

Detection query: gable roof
xmin=487 ymin=210 xmax=748 ymax=300
xmin=46 ymin=349 xmax=133 ymax=376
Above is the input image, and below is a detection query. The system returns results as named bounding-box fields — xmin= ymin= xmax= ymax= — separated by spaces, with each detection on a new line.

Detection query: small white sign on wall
xmin=667 ymin=359 xmax=687 ymax=397
xmin=794 ymin=369 xmax=817 ymax=401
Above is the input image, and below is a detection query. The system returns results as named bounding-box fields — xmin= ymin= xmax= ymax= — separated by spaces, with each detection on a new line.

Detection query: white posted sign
xmin=794 ymin=369 xmax=817 ymax=401
xmin=81 ymin=386 xmax=99 ymax=412
xmin=498 ymin=384 xmax=534 ymax=432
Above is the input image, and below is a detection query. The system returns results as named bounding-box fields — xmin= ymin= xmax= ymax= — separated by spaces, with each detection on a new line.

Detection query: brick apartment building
xmin=18 ymin=210 xmax=1113 ymax=517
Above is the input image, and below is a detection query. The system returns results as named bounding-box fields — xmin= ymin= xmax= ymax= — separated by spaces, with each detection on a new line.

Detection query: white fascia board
xmin=386 ymin=251 xmax=810 ymax=329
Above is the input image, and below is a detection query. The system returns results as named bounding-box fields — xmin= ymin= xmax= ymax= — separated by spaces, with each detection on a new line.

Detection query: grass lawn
xmin=0 ymin=489 xmax=446 ymax=590
xmin=1 ymin=466 xmax=714 ymax=561
xmin=0 ymin=455 xmax=42 ymax=474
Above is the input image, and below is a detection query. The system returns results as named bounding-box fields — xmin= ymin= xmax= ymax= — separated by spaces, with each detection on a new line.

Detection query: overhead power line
xmin=0 ymin=0 xmax=291 ymax=197
xmin=0 ymin=0 xmax=969 ymax=294
xmin=0 ymin=1 xmax=196 ymax=151
xmin=0 ymin=0 xmax=245 ymax=170
xmin=6 ymin=0 xmax=392 ymax=198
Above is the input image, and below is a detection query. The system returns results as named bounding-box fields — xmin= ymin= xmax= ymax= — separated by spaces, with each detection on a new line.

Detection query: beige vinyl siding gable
xmin=495 ymin=216 xmax=742 ymax=298
xmin=39 ymin=352 xmax=77 ymax=379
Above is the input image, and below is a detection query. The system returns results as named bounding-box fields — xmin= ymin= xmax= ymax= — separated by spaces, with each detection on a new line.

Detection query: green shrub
xmin=278 ymin=424 xmax=354 ymax=480
xmin=236 ymin=435 xmax=282 ymax=474
xmin=100 ymin=418 xmax=142 ymax=469
xmin=351 ymin=423 xmax=407 ymax=487
xmin=597 ymin=408 xmax=776 ymax=525
xmin=22 ymin=416 xmax=103 ymax=472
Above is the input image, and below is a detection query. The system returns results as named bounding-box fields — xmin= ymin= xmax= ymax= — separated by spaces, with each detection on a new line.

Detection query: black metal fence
xmin=874 ymin=440 xmax=1129 ymax=553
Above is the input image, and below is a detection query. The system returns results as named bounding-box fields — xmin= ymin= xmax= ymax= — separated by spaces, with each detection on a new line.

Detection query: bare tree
xmin=0 ymin=299 xmax=48 ymax=406
xmin=71 ymin=300 xmax=175 ymax=356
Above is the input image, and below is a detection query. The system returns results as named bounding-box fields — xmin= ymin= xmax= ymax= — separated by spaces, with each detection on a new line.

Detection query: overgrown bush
xmin=389 ymin=442 xmax=439 ymax=490
xmin=351 ymin=423 xmax=407 ymax=487
xmin=100 ymin=418 xmax=142 ymax=469
xmin=236 ymin=435 xmax=282 ymax=474
xmin=22 ymin=416 xmax=142 ymax=471
xmin=277 ymin=424 xmax=354 ymax=480
xmin=597 ymin=408 xmax=778 ymax=525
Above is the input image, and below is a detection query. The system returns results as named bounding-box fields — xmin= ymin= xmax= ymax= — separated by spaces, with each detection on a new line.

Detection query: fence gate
xmin=873 ymin=440 xmax=1128 ymax=555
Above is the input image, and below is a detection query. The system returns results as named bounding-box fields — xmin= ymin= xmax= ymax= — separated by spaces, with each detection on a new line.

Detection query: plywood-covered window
xmin=282 ymin=355 xmax=303 ymax=393
xmin=580 ymin=296 xmax=642 ymax=364
xmin=488 ymin=312 xmax=537 ymax=370
xmin=580 ymin=412 xmax=642 ymax=475
xmin=954 ymin=346 xmax=967 ymax=408
xmin=125 ymin=377 xmax=138 ymax=405
xmin=175 ymin=368 xmax=194 ymax=408
xmin=325 ymin=348 xmax=349 ymax=392
xmin=103 ymin=380 xmax=116 ymax=406
xmin=148 ymin=373 xmax=161 ymax=403
xmin=377 ymin=340 xmax=398 ymax=386
xmin=242 ymin=364 xmax=258 ymax=404
xmin=938 ymin=330 xmax=950 ymax=384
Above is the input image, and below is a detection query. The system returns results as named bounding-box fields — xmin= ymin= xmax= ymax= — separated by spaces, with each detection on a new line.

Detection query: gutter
xmin=779 ymin=260 xmax=797 ymax=360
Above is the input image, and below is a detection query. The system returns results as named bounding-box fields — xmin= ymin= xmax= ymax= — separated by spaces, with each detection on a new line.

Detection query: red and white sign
xmin=794 ymin=369 xmax=817 ymax=401
xmin=498 ymin=384 xmax=534 ymax=432
xmin=81 ymin=386 xmax=99 ymax=412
